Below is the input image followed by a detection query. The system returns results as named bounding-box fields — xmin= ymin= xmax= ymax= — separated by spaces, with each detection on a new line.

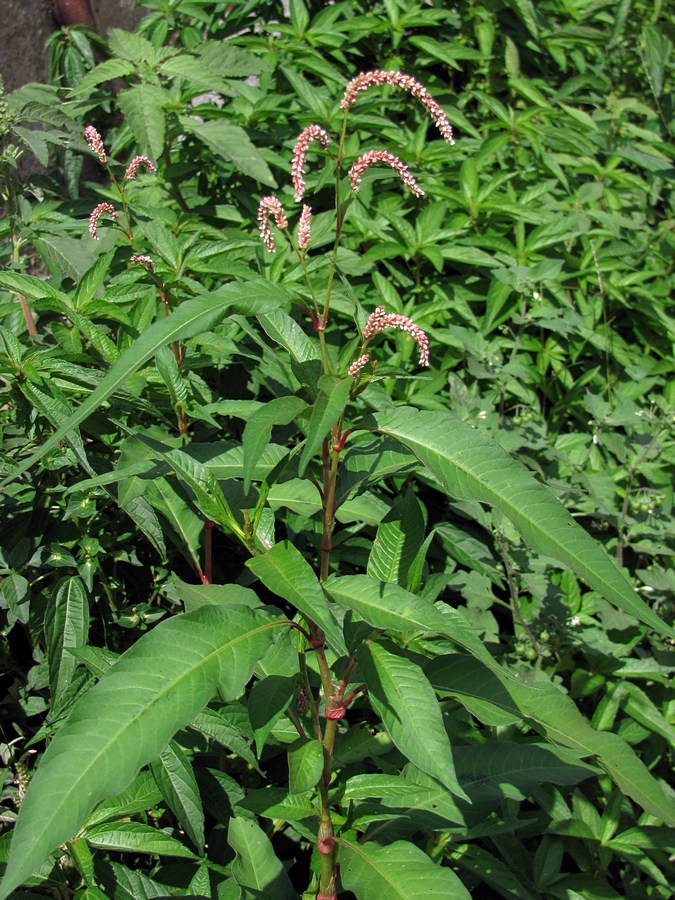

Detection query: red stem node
xmin=317 ymin=837 xmax=335 ymax=856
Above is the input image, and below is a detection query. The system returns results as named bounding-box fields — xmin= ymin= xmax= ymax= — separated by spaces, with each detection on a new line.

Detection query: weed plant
xmin=0 ymin=2 xmax=673 ymax=897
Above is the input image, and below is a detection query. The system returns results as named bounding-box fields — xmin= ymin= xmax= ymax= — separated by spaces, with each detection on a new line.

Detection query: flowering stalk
xmin=348 ymin=150 xmax=424 ymax=196
xmin=292 ymin=125 xmax=331 ymax=202
xmin=257 ymin=196 xmax=289 ymax=253
xmin=341 ymin=69 xmax=454 ymax=143
xmin=253 ymin=73 xmax=454 ymax=899
xmin=359 ymin=305 xmax=430 ymax=367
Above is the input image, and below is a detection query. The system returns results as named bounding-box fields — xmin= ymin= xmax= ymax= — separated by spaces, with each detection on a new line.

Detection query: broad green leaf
xmin=428 ymin=656 xmax=675 ymax=823
xmin=0 ymin=604 xmax=277 ymax=898
xmin=340 ymin=837 xmax=471 ymax=899
xmin=85 ymin=822 xmax=197 ymax=859
xmin=358 ymin=640 xmax=467 ymax=799
xmin=343 ymin=772 xmax=466 ymax=828
xmin=85 ymin=771 xmax=162 ymax=827
xmin=453 ymin=843 xmax=538 ymax=899
xmin=247 ymin=541 xmax=345 ymax=654
xmin=158 ymin=445 xmax=241 ymax=537
xmin=180 ymin=117 xmax=277 ymax=187
xmin=374 ymin=408 xmax=672 ymax=637
xmin=1 ymin=281 xmax=290 ymax=487
xmin=249 ymin=675 xmax=296 ymax=755
xmin=118 ymin=84 xmax=166 ymax=159
xmin=287 ymin=738 xmax=324 ymax=793
xmin=44 ymin=576 xmax=89 ymax=704
xmin=154 ymin=345 xmax=188 ymax=411
xmin=151 ymin=740 xmax=205 ymax=853
xmin=324 ymin=574 xmax=507 ymax=679
xmin=228 ymin=817 xmax=297 ymax=899
xmin=425 ymin=653 xmax=520 ymax=726
xmin=72 ymin=58 xmax=135 ymax=96
xmin=242 ymin=396 xmax=306 ymax=492
xmin=454 ymin=742 xmax=596 ymax=803
xmin=298 ymin=374 xmax=352 ymax=475
xmin=190 ymin=708 xmax=261 ymax=774
xmin=367 ymin=487 xmax=425 ymax=586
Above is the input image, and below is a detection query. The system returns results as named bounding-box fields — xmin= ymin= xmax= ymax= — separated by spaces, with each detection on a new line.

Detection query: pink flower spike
xmin=298 ymin=204 xmax=312 ymax=253
xmin=131 ymin=254 xmax=155 ymax=273
xmin=341 ymin=70 xmax=454 ymax=144
xmin=348 ymin=150 xmax=424 ymax=197
xmin=363 ymin=306 xmax=430 ymax=367
xmin=291 ymin=124 xmax=331 ymax=202
xmin=348 ymin=354 xmax=370 ymax=377
xmin=125 ymin=155 xmax=156 ymax=180
xmin=88 ymin=202 xmax=117 ymax=240
xmin=84 ymin=125 xmax=108 ymax=164
xmin=258 ymin=196 xmax=289 ymax=253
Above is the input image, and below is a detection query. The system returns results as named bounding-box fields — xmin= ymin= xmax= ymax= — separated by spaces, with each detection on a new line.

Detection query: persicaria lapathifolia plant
xmin=253 ymin=70 xmax=447 ymax=897
xmin=1 ymin=67 xmax=674 ymax=900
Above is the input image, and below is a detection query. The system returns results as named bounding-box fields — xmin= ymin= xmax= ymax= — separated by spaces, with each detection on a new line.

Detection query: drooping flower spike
xmin=258 ymin=196 xmax=289 ymax=253
xmin=131 ymin=254 xmax=155 ymax=273
xmin=363 ymin=306 xmax=429 ymax=367
xmin=88 ymin=202 xmax=117 ymax=240
xmin=348 ymin=150 xmax=424 ymax=197
xmin=125 ymin=155 xmax=156 ymax=180
xmin=298 ymin=204 xmax=312 ymax=253
xmin=348 ymin=354 xmax=370 ymax=378
xmin=84 ymin=125 xmax=108 ymax=164
xmin=291 ymin=125 xmax=331 ymax=202
xmin=341 ymin=70 xmax=454 ymax=144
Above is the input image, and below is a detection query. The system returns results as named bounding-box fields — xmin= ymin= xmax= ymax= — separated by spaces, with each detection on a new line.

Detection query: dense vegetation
xmin=1 ymin=1 xmax=673 ymax=897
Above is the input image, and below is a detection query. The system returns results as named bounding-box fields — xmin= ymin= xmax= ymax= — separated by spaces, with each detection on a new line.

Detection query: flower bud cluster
xmin=130 ymin=254 xmax=155 ymax=273
xmin=298 ymin=204 xmax=312 ymax=252
xmin=257 ymin=196 xmax=289 ymax=253
xmin=125 ymin=155 xmax=156 ymax=180
xmin=84 ymin=125 xmax=107 ymax=164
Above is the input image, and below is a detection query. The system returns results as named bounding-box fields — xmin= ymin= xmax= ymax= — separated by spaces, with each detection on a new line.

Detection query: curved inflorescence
xmin=88 ymin=202 xmax=117 ymax=240
xmin=363 ymin=306 xmax=429 ymax=366
xmin=341 ymin=70 xmax=454 ymax=144
xmin=348 ymin=149 xmax=424 ymax=197
xmin=125 ymin=155 xmax=156 ymax=180
xmin=258 ymin=196 xmax=289 ymax=253
xmin=291 ymin=125 xmax=331 ymax=202
xmin=84 ymin=125 xmax=107 ymax=164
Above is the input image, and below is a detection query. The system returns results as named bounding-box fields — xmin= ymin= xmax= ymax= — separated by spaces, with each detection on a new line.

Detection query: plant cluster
xmin=1 ymin=1 xmax=674 ymax=898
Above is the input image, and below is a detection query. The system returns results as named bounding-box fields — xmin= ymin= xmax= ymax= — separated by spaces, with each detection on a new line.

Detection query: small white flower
xmin=568 ymin=615 xmax=581 ymax=627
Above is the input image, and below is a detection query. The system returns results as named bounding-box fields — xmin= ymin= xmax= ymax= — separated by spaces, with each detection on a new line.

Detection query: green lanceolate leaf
xmin=160 ymin=445 xmax=242 ymax=538
xmin=324 ymin=574 xmax=507 ymax=679
xmin=367 ymin=487 xmax=425 ymax=586
xmin=1 ymin=281 xmax=291 ymax=488
xmin=358 ymin=640 xmax=467 ymax=800
xmin=287 ymin=737 xmax=324 ymax=793
xmin=249 ymin=674 xmax=296 ymax=756
xmin=374 ymin=407 xmax=672 ymax=637
xmin=0 ymin=604 xmax=278 ymax=899
xmin=151 ymin=740 xmax=205 ymax=853
xmin=118 ymin=83 xmax=166 ymax=159
xmin=228 ymin=817 xmax=297 ymax=899
xmin=340 ymin=836 xmax=471 ymax=899
xmin=247 ymin=541 xmax=346 ymax=654
xmin=298 ymin=374 xmax=352 ymax=476
xmin=43 ymin=576 xmax=89 ymax=704
xmin=85 ymin=821 xmax=198 ymax=859
xmin=428 ymin=657 xmax=675 ymax=825
xmin=242 ymin=396 xmax=307 ymax=492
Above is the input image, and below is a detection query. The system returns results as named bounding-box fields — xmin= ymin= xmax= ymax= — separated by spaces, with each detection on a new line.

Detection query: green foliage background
xmin=0 ymin=0 xmax=673 ymax=897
